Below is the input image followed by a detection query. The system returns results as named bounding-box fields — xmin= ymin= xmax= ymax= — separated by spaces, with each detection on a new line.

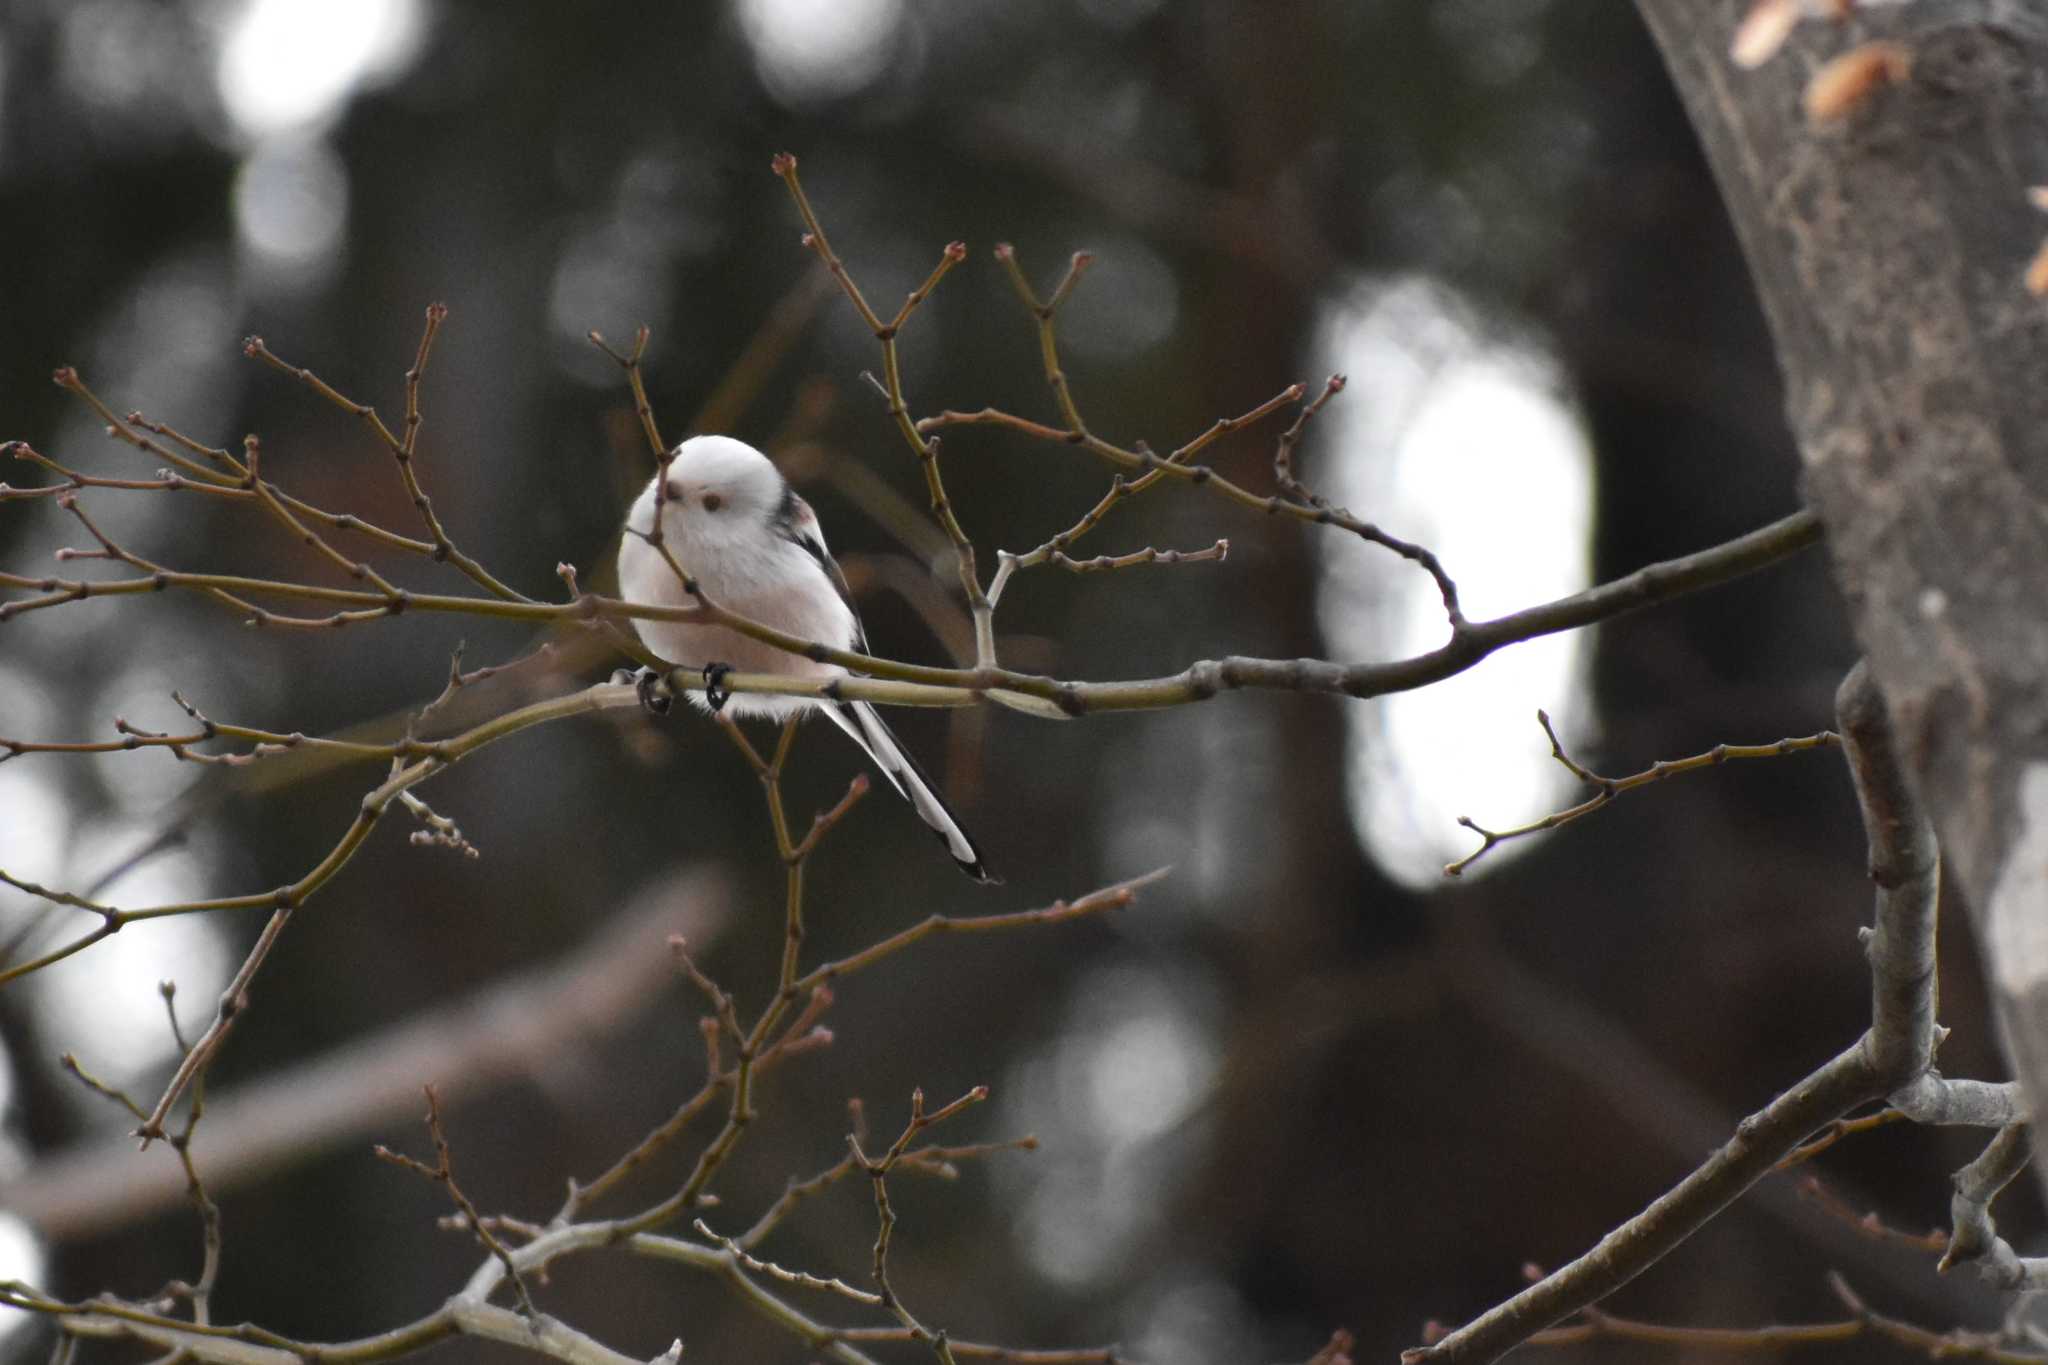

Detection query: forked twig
xmin=1446 ymin=710 xmax=1840 ymax=876
xmin=374 ymin=1085 xmax=539 ymax=1318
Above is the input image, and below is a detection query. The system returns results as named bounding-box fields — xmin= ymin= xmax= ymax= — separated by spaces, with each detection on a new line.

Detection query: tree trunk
xmin=1634 ymin=0 xmax=2048 ymax=1150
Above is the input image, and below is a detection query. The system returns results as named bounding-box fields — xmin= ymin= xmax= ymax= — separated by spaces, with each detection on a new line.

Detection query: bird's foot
xmin=701 ymin=662 xmax=734 ymax=713
xmin=615 ymin=665 xmax=674 ymax=716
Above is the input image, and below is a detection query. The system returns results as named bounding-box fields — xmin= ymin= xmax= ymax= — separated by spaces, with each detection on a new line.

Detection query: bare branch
xmin=1890 ymin=1075 xmax=2027 ymax=1129
xmin=243 ymin=307 xmax=534 ymax=603
xmin=922 ymin=303 xmax=1465 ymax=626
xmin=1272 ymin=373 xmax=1348 ymax=507
xmin=1049 ymin=540 xmax=1228 ymax=574
xmin=1793 ymin=1172 xmax=1947 ymax=1254
xmin=1837 ymin=659 xmax=1941 ymax=1084
xmin=988 ymin=380 xmax=1298 ymax=606
xmin=849 ymin=1086 xmax=993 ymax=1365
xmin=374 ymin=1086 xmax=539 ymax=1318
xmin=795 ymin=867 xmax=1167 ymax=993
xmin=1407 ymin=659 xmax=1945 ymax=1364
xmin=738 ymin=1134 xmax=1038 ymax=1252
xmin=773 ymin=153 xmax=995 ymax=666
xmin=1939 ymin=1124 xmax=2048 ymax=1290
xmin=691 ymin=1219 xmax=882 ymax=1307
xmin=1404 ymin=1042 xmax=1884 ymax=1364
xmin=1447 ymin=711 xmax=1841 ymax=875
xmin=586 ymin=325 xmax=666 ymax=461
xmin=52 ymin=367 xmax=244 ymax=487
xmin=240 ymin=435 xmax=402 ymax=595
xmin=1829 ymin=1272 xmax=2048 ymax=1363
xmin=1775 ymin=1106 xmax=1910 ymax=1169
xmin=5 ymin=492 xmax=1823 ymax=717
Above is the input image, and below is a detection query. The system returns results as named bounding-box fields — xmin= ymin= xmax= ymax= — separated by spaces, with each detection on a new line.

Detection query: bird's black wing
xmin=773 ymin=485 xmax=869 ymax=652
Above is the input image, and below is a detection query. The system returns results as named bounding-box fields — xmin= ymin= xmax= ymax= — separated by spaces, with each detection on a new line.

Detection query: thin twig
xmin=608 ymin=715 xmax=830 ymax=1235
xmin=586 ymin=327 xmax=666 ymax=462
xmin=59 ymin=997 xmax=225 ymax=1328
xmin=374 ymin=1086 xmax=539 ymax=1318
xmin=1939 ymin=1124 xmax=2048 ymax=1289
xmin=691 ymin=1220 xmax=881 ymax=1307
xmin=3 ymin=498 xmax=1824 ymax=714
xmin=981 ymin=303 xmax=1299 ymax=606
xmin=930 ymin=266 xmax=1466 ymax=624
xmin=243 ymin=308 xmax=533 ymax=604
xmin=240 ymin=436 xmax=402 ymax=595
xmin=1829 ymin=1272 xmax=2048 ymax=1362
xmin=1775 ymin=1107 xmax=1909 ymax=1168
xmin=795 ymin=868 xmax=1167 ymax=993
xmin=1407 ymin=660 xmax=1945 ymax=1365
xmin=109 ymin=680 xmax=667 ymax=1140
xmin=849 ymin=1087 xmax=991 ymax=1365
xmin=773 ymin=154 xmax=996 ymax=666
xmin=52 ymin=369 xmax=243 ymax=487
xmin=1272 ymin=373 xmax=1348 ymax=507
xmin=738 ymin=1134 xmax=1039 ymax=1251
xmin=1447 ymin=711 xmax=1841 ymax=875
xmin=1792 ymin=1172 xmax=1947 ymax=1254
xmin=1050 ymin=540 xmax=1228 ymax=574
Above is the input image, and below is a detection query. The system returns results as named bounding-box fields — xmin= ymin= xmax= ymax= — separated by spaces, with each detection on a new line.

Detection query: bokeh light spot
xmin=1004 ymin=963 xmax=1219 ymax=1286
xmin=1314 ymin=277 xmax=1596 ymax=888
xmin=232 ymin=137 xmax=350 ymax=279
xmin=0 ymin=1214 xmax=46 ymax=1346
xmin=736 ymin=0 xmax=903 ymax=104
xmin=1060 ymin=237 xmax=1180 ymax=361
xmin=217 ymin=0 xmax=423 ymax=140
xmin=27 ymin=849 xmax=230 ymax=1091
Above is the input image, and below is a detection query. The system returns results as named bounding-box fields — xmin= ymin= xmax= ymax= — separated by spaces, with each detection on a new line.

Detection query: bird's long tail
xmin=821 ymin=700 xmax=995 ymax=883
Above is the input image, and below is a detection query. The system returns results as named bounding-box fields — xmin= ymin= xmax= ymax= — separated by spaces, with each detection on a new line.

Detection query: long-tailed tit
xmin=616 ymin=435 xmax=993 ymax=882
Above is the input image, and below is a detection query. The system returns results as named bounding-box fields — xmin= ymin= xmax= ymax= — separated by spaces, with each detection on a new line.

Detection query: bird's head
xmin=645 ymin=435 xmax=786 ymax=540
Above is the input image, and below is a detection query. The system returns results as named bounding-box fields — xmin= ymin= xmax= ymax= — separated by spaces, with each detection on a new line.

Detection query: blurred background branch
xmin=0 ymin=868 xmax=729 ymax=1239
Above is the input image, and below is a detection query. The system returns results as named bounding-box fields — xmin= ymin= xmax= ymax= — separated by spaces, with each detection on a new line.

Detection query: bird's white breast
xmin=615 ymin=476 xmax=857 ymax=717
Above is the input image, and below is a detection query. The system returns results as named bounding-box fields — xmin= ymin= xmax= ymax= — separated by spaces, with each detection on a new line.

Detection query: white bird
xmin=615 ymin=435 xmax=994 ymax=882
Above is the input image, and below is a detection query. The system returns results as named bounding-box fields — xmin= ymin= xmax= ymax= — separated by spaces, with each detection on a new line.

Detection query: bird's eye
xmin=701 ymin=492 xmax=724 ymax=512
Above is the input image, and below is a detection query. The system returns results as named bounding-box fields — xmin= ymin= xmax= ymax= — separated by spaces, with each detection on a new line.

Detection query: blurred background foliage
xmin=0 ymin=1 xmax=2030 ymax=1361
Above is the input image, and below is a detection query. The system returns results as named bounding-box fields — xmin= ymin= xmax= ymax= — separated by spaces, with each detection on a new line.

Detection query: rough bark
xmin=1634 ymin=0 xmax=2048 ymax=1147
